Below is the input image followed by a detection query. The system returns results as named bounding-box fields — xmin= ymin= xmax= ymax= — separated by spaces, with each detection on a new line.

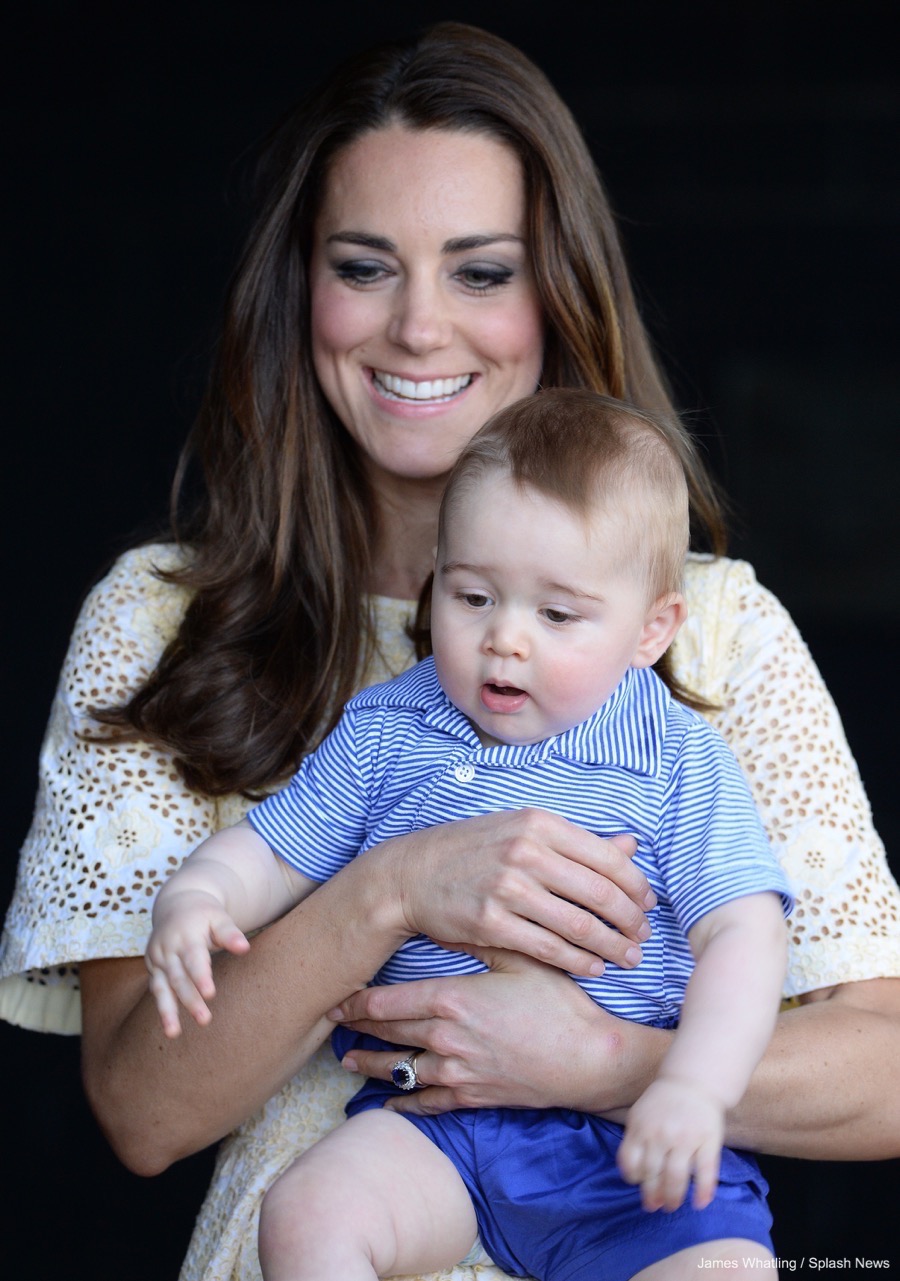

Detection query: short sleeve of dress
xmin=0 ymin=544 xmax=228 ymax=1034
xmin=673 ymin=555 xmax=900 ymax=997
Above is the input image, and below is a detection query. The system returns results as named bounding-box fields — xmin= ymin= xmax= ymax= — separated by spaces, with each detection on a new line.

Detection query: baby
xmin=147 ymin=389 xmax=791 ymax=1281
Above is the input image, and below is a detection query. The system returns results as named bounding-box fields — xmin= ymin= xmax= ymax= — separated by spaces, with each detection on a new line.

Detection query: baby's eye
xmin=334 ymin=259 xmax=391 ymax=286
xmin=542 ymin=607 xmax=578 ymax=625
xmin=457 ymin=591 xmax=492 ymax=608
xmin=455 ymin=264 xmax=514 ymax=293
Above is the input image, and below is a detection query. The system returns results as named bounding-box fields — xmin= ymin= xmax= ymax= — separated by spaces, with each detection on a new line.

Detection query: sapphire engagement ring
xmin=390 ymin=1049 xmax=425 ymax=1091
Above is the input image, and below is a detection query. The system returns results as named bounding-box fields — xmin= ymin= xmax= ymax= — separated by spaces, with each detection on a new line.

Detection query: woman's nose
xmin=387 ymin=275 xmax=452 ymax=354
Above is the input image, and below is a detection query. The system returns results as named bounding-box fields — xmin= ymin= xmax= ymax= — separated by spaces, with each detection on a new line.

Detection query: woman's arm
xmin=81 ymin=844 xmax=411 ymax=1175
xmin=81 ymin=810 xmax=653 ymax=1175
xmin=726 ymin=975 xmax=900 ymax=1158
xmin=334 ymin=958 xmax=900 ymax=1160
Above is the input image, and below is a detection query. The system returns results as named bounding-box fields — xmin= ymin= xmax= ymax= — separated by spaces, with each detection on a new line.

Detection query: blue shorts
xmin=336 ymin=1033 xmax=773 ymax=1281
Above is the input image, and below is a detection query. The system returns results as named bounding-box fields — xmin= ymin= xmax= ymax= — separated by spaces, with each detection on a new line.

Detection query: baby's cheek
xmin=544 ymin=657 xmax=619 ymax=726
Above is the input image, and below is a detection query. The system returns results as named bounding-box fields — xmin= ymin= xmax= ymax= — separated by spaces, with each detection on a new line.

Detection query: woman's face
xmin=309 ymin=124 xmax=544 ymax=490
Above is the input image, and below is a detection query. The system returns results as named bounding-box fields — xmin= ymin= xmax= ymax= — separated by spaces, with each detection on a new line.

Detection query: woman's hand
xmin=329 ymin=946 xmax=671 ymax=1115
xmin=377 ymin=808 xmax=654 ymax=977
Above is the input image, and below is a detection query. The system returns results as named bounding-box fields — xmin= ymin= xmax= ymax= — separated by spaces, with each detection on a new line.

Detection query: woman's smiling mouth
xmin=372 ymin=371 xmax=474 ymax=403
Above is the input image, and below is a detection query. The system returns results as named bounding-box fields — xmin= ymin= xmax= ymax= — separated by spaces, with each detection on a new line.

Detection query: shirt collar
xmin=405 ymin=659 xmax=669 ymax=776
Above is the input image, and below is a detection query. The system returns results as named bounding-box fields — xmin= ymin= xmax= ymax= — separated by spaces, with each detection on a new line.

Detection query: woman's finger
xmin=491 ymin=813 xmax=652 ymax=909
xmin=328 ymin=974 xmax=458 ymax=1026
xmin=481 ymin=905 xmax=647 ymax=975
xmin=341 ymin=1048 xmax=484 ymax=1115
xmin=530 ymin=828 xmax=655 ymax=942
xmin=384 ymin=1085 xmax=463 ymax=1116
xmin=337 ymin=1035 xmax=440 ymax=1065
xmin=475 ymin=818 xmax=653 ymax=948
xmin=391 ymin=810 xmax=654 ymax=965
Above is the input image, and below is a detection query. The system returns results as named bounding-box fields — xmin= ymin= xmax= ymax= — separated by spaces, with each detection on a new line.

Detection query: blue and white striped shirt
xmin=249 ymin=659 xmax=792 ymax=1028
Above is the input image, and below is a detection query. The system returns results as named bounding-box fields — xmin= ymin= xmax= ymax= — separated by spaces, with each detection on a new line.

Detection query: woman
xmin=2 ymin=22 xmax=898 ymax=1281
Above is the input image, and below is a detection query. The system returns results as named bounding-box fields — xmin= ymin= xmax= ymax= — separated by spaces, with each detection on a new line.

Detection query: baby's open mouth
xmin=481 ymin=682 xmax=529 ymax=714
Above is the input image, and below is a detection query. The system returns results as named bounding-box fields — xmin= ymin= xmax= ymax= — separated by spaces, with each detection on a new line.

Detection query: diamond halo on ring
xmin=390 ymin=1049 xmax=424 ymax=1091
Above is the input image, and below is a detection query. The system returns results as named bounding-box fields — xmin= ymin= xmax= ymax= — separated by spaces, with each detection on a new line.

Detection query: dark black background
xmin=4 ymin=1 xmax=899 ymax=1274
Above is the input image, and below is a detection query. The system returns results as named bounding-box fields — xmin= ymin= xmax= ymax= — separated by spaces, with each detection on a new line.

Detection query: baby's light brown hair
xmin=439 ymin=388 xmax=691 ymax=604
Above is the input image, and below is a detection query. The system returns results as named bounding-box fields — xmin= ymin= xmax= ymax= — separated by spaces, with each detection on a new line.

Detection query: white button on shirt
xmin=453 ymin=763 xmax=476 ymax=782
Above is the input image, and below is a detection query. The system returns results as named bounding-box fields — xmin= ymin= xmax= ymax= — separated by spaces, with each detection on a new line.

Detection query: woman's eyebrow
xmin=326 ymin=231 xmax=395 ymax=251
xmin=442 ymin=233 xmax=525 ymax=253
xmin=326 ymin=231 xmax=525 ymax=254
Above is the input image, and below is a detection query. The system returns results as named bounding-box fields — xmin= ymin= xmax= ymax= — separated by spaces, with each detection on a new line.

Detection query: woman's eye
xmin=334 ymin=259 xmax=389 ymax=286
xmin=456 ymin=264 xmax=514 ymax=292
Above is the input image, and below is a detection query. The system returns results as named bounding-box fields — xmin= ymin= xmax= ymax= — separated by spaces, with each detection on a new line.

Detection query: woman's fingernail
xmin=624 ymin=945 xmax=642 ymax=967
xmin=326 ymin=1006 xmax=344 ymax=1020
xmin=637 ymin=921 xmax=652 ymax=942
xmin=340 ymin=1055 xmax=358 ymax=1073
xmin=643 ymin=891 xmax=657 ymax=909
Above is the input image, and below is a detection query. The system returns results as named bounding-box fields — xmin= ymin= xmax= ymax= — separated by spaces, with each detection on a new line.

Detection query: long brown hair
xmin=105 ymin=22 xmax=727 ymax=795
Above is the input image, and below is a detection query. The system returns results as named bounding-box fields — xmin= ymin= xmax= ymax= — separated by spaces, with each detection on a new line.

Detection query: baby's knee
xmin=259 ymin=1168 xmax=296 ymax=1260
xmin=259 ymin=1160 xmax=334 ymax=1260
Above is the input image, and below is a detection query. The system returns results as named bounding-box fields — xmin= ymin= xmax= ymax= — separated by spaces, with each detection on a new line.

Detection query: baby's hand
xmin=616 ymin=1076 xmax=724 ymax=1211
xmin=145 ymin=890 xmax=250 ymax=1038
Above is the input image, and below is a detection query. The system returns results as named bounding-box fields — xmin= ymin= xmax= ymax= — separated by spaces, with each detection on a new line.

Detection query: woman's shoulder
xmin=675 ymin=554 xmax=769 ymax=694
xmin=79 ymin=541 xmax=192 ymax=630
xmin=678 ymin=552 xmax=815 ymax=681
xmin=64 ymin=543 xmax=193 ymax=709
xmin=682 ymin=552 xmax=765 ymax=610
xmin=0 ymin=543 xmax=213 ymax=1030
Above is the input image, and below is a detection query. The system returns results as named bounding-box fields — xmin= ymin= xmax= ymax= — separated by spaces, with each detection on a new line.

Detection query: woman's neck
xmin=368 ymin=473 xmax=444 ymax=600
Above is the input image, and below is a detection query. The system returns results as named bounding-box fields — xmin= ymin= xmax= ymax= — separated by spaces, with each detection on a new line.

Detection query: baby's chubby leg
xmin=258 ymin=1108 xmax=479 ymax=1281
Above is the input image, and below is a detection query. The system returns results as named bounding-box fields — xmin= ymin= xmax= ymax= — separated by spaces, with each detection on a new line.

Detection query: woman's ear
xmin=631 ymin=593 xmax=687 ymax=669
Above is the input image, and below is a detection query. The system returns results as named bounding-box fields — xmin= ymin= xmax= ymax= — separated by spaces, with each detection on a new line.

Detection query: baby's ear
xmin=631 ymin=593 xmax=687 ymax=669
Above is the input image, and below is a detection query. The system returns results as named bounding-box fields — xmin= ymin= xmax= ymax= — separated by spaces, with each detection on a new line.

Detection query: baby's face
xmin=431 ymin=472 xmax=658 ymax=747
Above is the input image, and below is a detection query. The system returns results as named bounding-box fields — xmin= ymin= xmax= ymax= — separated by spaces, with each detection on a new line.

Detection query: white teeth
xmin=374 ymin=372 xmax=473 ymax=402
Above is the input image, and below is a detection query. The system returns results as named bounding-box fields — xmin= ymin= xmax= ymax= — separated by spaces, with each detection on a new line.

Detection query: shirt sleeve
xmin=654 ymin=716 xmax=794 ymax=935
xmin=247 ymin=708 xmax=374 ymax=881
xmin=0 ymin=545 xmax=227 ymax=1033
xmin=674 ymin=556 xmax=900 ymax=997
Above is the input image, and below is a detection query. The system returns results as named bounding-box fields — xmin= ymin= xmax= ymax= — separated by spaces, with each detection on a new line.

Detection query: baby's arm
xmin=617 ymin=891 xmax=787 ymax=1211
xmin=147 ymin=819 xmax=319 ymax=1038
